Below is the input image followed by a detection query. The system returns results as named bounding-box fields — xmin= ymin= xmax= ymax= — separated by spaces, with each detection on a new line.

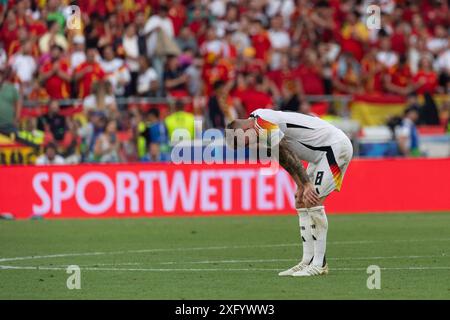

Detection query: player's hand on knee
xmin=295 ymin=187 xmax=305 ymax=208
xmin=303 ymin=182 xmax=320 ymax=207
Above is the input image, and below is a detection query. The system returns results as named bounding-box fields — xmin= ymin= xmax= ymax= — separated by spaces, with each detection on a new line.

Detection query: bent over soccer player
xmin=227 ymin=109 xmax=353 ymax=277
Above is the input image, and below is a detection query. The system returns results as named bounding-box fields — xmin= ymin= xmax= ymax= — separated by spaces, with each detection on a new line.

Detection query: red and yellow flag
xmin=350 ymin=94 xmax=406 ymax=126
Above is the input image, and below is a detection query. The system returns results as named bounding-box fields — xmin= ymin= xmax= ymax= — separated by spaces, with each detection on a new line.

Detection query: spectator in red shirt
xmin=268 ymin=54 xmax=304 ymax=111
xmin=361 ymin=48 xmax=385 ymax=94
xmin=268 ymin=54 xmax=300 ymax=94
xmin=169 ymin=0 xmax=187 ymax=37
xmin=74 ymin=47 xmax=106 ymax=98
xmin=249 ymin=19 xmax=271 ymax=64
xmin=234 ymin=74 xmax=273 ymax=116
xmin=39 ymin=45 xmax=71 ymax=99
xmin=384 ymin=55 xmax=423 ymax=96
xmin=390 ymin=21 xmax=409 ymax=57
xmin=14 ymin=0 xmax=30 ymax=27
xmin=187 ymin=4 xmax=208 ymax=36
xmin=26 ymin=14 xmax=47 ymax=38
xmin=7 ymin=27 xmax=33 ymax=57
xmin=0 ymin=10 xmax=19 ymax=56
xmin=420 ymin=0 xmax=449 ymax=31
xmin=236 ymin=46 xmax=265 ymax=75
xmin=202 ymin=53 xmax=231 ymax=96
xmin=310 ymin=0 xmax=338 ymax=43
xmin=295 ymin=49 xmax=325 ymax=95
xmin=79 ymin=0 xmax=108 ymax=19
xmin=414 ymin=56 xmax=438 ymax=95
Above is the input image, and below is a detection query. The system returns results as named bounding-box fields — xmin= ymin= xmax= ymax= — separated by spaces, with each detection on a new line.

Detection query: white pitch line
xmin=334 ymin=266 xmax=450 ymax=271
xmin=53 ymin=262 xmax=143 ymax=268
xmin=0 ymin=238 xmax=449 ymax=263
xmin=0 ymin=243 xmax=307 ymax=263
xmin=35 ymin=254 xmax=448 ymax=268
xmin=159 ymin=254 xmax=448 ymax=265
xmin=0 ymin=265 xmax=281 ymax=272
xmin=1 ymin=265 xmax=450 ymax=272
xmin=0 ymin=244 xmax=297 ymax=263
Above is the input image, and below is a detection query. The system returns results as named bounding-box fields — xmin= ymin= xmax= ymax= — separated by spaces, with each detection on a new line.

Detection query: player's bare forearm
xmin=278 ymin=139 xmax=310 ymax=187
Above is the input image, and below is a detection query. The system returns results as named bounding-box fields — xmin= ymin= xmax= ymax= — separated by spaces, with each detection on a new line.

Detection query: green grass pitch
xmin=0 ymin=213 xmax=449 ymax=299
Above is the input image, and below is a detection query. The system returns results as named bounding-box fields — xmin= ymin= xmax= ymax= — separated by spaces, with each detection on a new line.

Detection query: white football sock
xmin=308 ymin=206 xmax=328 ymax=267
xmin=297 ymin=208 xmax=314 ymax=265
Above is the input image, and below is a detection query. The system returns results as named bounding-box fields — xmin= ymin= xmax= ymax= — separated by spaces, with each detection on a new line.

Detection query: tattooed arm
xmin=278 ymin=138 xmax=320 ymax=206
xmin=278 ymin=139 xmax=310 ymax=187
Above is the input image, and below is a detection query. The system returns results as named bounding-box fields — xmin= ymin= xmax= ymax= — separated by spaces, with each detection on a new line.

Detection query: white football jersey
xmin=250 ymin=109 xmax=350 ymax=163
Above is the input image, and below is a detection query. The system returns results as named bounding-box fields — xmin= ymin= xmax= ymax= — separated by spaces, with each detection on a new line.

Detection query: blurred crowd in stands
xmin=0 ymin=0 xmax=449 ymax=164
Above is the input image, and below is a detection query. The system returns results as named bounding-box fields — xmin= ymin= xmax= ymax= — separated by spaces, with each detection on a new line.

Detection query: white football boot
xmin=278 ymin=262 xmax=310 ymax=276
xmin=292 ymin=264 xmax=329 ymax=277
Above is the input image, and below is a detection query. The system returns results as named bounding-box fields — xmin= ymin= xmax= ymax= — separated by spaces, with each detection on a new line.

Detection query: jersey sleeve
xmin=250 ymin=109 xmax=285 ymax=147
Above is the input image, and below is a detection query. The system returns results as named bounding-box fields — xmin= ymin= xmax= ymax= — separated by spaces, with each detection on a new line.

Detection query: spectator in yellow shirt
xmin=165 ymin=100 xmax=195 ymax=142
xmin=340 ymin=11 xmax=369 ymax=61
